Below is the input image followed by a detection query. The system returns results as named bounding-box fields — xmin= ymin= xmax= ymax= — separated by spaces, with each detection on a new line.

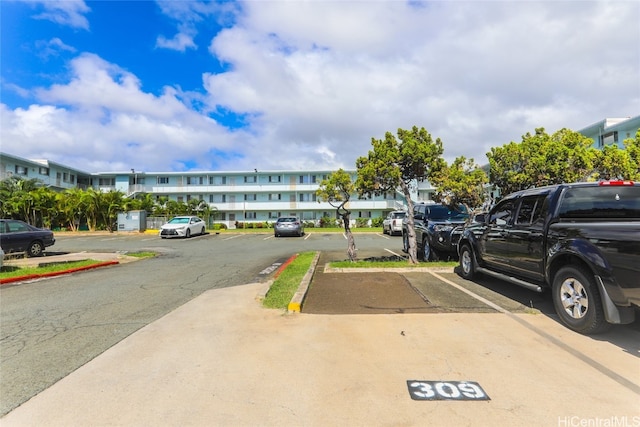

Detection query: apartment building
xmin=4 ymin=115 xmax=634 ymax=227
xmin=1 ymin=152 xmax=427 ymax=227
xmin=577 ymin=115 xmax=639 ymax=149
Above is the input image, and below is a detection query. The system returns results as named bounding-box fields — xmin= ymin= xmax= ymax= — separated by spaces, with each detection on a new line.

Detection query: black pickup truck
xmin=457 ymin=180 xmax=640 ymax=334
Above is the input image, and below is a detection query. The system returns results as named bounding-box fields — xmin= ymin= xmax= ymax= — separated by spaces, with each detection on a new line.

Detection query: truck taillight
xmin=599 ymin=180 xmax=634 ymax=186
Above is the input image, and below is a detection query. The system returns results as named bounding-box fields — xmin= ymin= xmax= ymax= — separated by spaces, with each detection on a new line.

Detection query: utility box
xmin=117 ymin=210 xmax=147 ymax=232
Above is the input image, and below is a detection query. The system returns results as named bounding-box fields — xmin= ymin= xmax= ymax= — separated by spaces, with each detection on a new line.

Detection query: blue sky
xmin=1 ymin=1 xmax=639 ymax=173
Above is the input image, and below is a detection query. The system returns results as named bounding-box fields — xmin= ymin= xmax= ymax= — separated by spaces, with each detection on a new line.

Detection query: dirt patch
xmin=301 ymin=251 xmax=445 ymax=315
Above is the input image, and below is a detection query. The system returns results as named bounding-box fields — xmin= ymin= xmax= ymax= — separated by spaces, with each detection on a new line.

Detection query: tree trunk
xmin=338 ymin=204 xmax=357 ymax=261
xmin=400 ymin=181 xmax=419 ymax=264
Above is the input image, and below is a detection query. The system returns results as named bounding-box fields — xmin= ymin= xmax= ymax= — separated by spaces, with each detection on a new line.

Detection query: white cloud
xmin=199 ymin=0 xmax=639 ymax=168
xmin=2 ymin=1 xmax=639 ymax=173
xmin=25 ymin=0 xmax=91 ymax=30
xmin=156 ymin=31 xmax=197 ymax=52
xmin=1 ymin=53 xmax=252 ymax=172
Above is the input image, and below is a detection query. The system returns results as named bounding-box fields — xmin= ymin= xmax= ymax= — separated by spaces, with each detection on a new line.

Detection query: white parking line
xmin=223 ymin=235 xmax=243 ymax=241
xmin=429 ymin=270 xmax=640 ymax=395
xmin=378 ymin=233 xmax=390 ymax=239
xmin=263 ymin=235 xmax=274 ymax=240
xmin=384 ymin=248 xmax=405 ymax=258
xmin=428 ymin=271 xmax=509 ymax=314
xmin=304 ymin=233 xmax=311 ymax=240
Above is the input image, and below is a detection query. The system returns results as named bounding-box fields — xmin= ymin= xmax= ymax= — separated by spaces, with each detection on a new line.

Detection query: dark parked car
xmin=457 ymin=180 xmax=640 ymax=334
xmin=274 ymin=217 xmax=304 ymax=237
xmin=0 ymin=219 xmax=56 ymax=257
xmin=402 ymin=202 xmax=469 ymax=261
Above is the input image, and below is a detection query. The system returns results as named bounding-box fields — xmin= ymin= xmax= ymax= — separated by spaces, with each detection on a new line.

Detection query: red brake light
xmin=599 ymin=180 xmax=634 ymax=186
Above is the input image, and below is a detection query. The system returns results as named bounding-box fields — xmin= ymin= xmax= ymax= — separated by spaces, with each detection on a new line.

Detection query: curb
xmin=0 ymin=261 xmax=120 ymax=285
xmin=287 ymin=251 xmax=321 ymax=313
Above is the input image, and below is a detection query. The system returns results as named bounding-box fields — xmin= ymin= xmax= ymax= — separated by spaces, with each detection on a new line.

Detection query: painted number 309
xmin=407 ymin=381 xmax=490 ymax=401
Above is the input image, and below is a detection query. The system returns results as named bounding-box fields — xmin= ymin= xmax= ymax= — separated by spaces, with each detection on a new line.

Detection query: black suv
xmin=402 ymin=202 xmax=469 ymax=261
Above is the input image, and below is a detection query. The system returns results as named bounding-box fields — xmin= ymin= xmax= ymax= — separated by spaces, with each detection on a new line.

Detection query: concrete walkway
xmin=2 ymin=276 xmax=639 ymax=426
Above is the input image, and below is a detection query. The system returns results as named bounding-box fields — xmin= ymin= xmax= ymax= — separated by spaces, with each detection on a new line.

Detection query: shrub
xmin=371 ymin=217 xmax=384 ymax=227
xmin=355 ymin=218 xmax=369 ymax=228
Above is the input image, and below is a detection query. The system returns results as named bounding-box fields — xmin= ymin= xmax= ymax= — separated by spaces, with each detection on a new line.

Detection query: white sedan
xmin=160 ymin=216 xmax=206 ymax=238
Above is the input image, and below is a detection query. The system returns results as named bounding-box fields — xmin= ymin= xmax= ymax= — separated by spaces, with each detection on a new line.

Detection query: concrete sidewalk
xmin=2 ymin=278 xmax=639 ymax=427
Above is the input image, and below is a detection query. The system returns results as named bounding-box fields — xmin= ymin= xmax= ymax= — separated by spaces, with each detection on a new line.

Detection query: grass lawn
xmin=262 ymin=252 xmax=317 ymax=309
xmin=0 ymin=252 xmax=155 ymax=281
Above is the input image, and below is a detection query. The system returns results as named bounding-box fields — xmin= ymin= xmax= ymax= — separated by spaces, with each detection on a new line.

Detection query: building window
xmin=299 ymin=193 xmax=316 ymax=202
xmin=268 ymin=175 xmax=281 ymax=183
xmin=244 ymin=194 xmax=257 ymax=201
xmin=15 ymin=166 xmax=28 ymax=175
xmin=268 ymin=212 xmax=281 ymax=219
xmin=601 ymin=131 xmax=619 ymax=146
xmin=358 ymin=211 xmax=372 ymax=218
xmin=187 ymin=176 xmax=204 ymax=185
xmin=244 ymin=212 xmax=257 ymax=219
xmin=209 ymin=195 xmax=214 ymax=203
xmin=39 ymin=167 xmax=49 ymax=176
xmin=222 ymin=194 xmax=226 ymax=203
xmin=269 ymin=193 xmax=281 ymax=201
xmin=299 ymin=175 xmax=308 ymax=184
xmin=177 ymin=196 xmax=184 ymax=203
xmin=157 ymin=176 xmax=169 ymax=184
xmin=244 ymin=175 xmax=257 ymax=183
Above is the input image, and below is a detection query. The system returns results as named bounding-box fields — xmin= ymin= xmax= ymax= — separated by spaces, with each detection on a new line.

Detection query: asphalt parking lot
xmin=2 ymin=232 xmax=639 ymax=425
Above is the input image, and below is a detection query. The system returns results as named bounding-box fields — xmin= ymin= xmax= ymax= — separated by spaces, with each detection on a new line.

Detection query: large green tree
xmin=591 ymin=129 xmax=640 ymax=181
xmin=355 ymin=126 xmax=446 ymax=264
xmin=487 ymin=128 xmax=594 ymax=195
xmin=316 ymin=169 xmax=357 ymax=260
xmin=429 ymin=156 xmax=488 ymax=212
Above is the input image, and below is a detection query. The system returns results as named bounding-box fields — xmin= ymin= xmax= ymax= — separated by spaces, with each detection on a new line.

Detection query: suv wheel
xmin=552 ymin=266 xmax=610 ymax=334
xmin=422 ymin=238 xmax=432 ymax=261
xmin=402 ymin=232 xmax=409 ymax=253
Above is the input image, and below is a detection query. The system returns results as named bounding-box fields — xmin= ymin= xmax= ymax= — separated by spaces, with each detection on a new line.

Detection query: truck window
xmin=558 ymin=186 xmax=640 ymax=218
xmin=515 ymin=196 xmax=546 ymax=225
xmin=489 ymin=200 xmax=515 ymax=225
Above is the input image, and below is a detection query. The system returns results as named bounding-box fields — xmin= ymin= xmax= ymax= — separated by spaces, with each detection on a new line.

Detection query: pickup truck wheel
xmin=552 ymin=266 xmax=609 ymax=334
xmin=459 ymin=244 xmax=475 ymax=279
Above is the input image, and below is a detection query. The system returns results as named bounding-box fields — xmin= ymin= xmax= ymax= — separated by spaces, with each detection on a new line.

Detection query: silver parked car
xmin=274 ymin=217 xmax=304 ymax=237
xmin=382 ymin=210 xmax=406 ymax=236
xmin=160 ymin=216 xmax=206 ymax=238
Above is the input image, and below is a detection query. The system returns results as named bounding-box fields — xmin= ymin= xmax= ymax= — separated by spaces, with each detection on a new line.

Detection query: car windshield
xmin=277 ymin=218 xmax=297 ymax=223
xmin=168 ymin=217 xmax=190 ymax=224
xmin=392 ymin=212 xmax=406 ymax=218
xmin=428 ymin=205 xmax=468 ymax=220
